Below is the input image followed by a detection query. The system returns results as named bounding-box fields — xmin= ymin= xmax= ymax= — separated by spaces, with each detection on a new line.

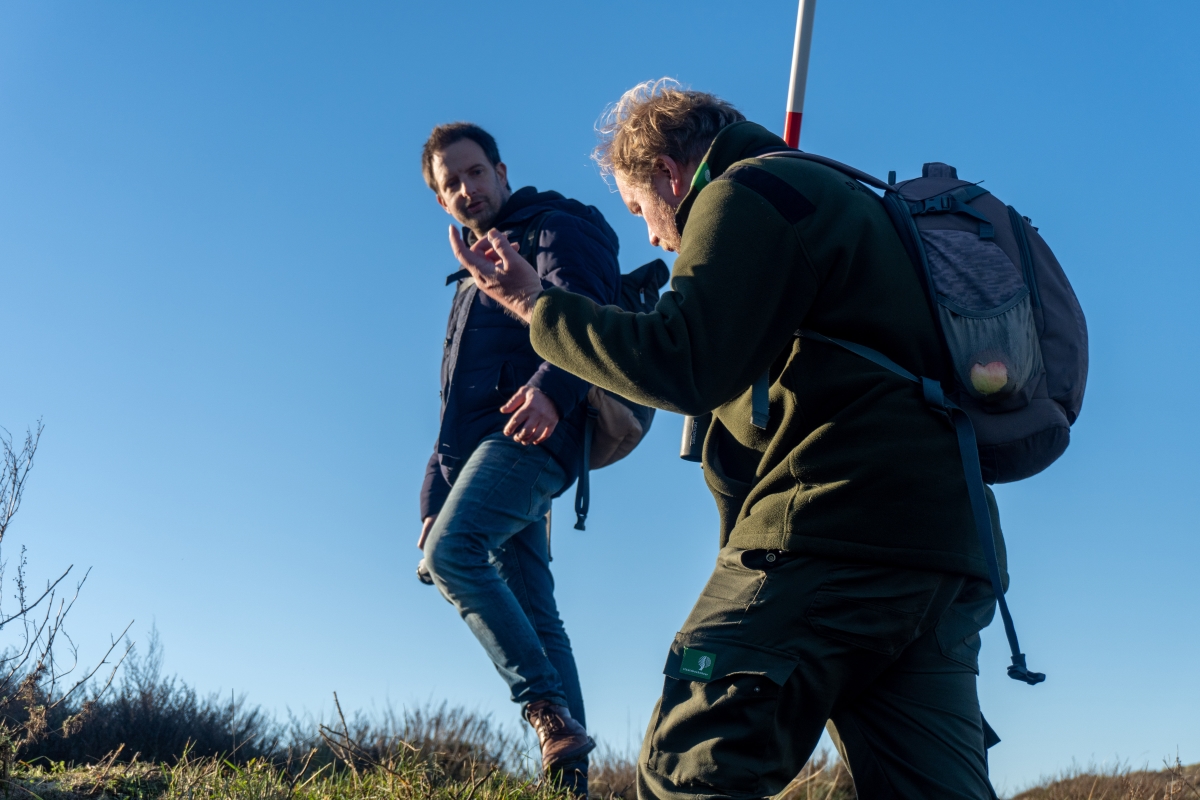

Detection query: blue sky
xmin=1 ymin=0 xmax=1197 ymax=792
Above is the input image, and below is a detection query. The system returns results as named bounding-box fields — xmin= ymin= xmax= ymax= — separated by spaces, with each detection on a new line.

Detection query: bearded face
xmin=615 ymin=169 xmax=685 ymax=253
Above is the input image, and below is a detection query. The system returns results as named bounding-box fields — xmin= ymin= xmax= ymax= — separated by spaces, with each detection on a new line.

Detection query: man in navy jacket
xmin=417 ymin=123 xmax=619 ymax=792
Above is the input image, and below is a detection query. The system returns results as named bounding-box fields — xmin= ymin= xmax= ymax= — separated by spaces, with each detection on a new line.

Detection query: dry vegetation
xmin=1011 ymin=760 xmax=1200 ymax=800
xmin=8 ymin=740 xmax=1196 ymax=800
xmin=1 ymin=424 xmax=1195 ymax=800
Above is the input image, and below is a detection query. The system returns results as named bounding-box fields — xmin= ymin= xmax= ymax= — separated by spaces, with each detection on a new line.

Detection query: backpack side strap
xmin=798 ymin=329 xmax=1045 ymax=686
xmin=573 ymin=406 xmax=599 ymax=530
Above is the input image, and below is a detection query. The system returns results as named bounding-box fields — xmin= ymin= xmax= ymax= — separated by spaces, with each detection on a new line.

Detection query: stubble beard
xmin=458 ymin=199 xmax=500 ymax=238
xmin=646 ymin=190 xmax=682 ymax=252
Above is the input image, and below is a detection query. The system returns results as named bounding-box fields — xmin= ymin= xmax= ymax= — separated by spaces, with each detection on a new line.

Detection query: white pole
xmin=784 ymin=0 xmax=817 ymax=148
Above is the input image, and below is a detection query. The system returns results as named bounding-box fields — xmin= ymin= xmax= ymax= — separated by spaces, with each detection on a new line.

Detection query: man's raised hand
xmin=448 ymin=226 xmax=544 ymax=324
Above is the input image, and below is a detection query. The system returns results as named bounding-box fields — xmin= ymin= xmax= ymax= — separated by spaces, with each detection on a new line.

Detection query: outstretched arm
xmin=451 ymin=182 xmax=820 ymax=415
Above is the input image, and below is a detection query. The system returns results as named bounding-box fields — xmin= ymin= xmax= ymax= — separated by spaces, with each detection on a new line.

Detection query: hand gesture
xmin=448 ymin=227 xmax=544 ymax=324
xmin=501 ymin=386 xmax=560 ymax=445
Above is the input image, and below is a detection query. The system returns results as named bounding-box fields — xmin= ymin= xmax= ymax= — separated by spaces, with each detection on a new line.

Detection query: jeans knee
xmin=424 ymin=527 xmax=487 ymax=586
xmin=535 ymin=616 xmax=570 ymax=651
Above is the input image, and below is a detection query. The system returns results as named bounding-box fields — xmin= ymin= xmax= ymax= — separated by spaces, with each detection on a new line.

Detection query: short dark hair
xmin=421 ymin=122 xmax=503 ymax=192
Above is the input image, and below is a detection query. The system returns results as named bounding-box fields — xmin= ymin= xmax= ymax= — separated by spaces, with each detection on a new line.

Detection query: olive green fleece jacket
xmin=530 ymin=121 xmax=1006 ymax=582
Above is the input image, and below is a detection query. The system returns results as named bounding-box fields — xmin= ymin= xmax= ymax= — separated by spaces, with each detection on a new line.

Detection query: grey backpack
xmin=882 ymin=162 xmax=1088 ymax=482
xmin=756 ymin=153 xmax=1089 ymax=684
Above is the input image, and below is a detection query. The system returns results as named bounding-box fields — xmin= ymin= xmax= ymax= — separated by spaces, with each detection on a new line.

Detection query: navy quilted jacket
xmin=419 ymin=187 xmax=620 ymax=519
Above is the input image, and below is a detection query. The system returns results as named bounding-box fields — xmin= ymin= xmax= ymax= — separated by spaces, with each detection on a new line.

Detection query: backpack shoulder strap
xmin=521 ymin=209 xmax=555 ymax=267
xmin=758 ymin=150 xmax=891 ymax=192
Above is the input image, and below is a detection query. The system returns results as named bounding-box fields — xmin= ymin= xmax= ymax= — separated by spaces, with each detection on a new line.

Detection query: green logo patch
xmin=679 ymin=647 xmax=717 ymax=681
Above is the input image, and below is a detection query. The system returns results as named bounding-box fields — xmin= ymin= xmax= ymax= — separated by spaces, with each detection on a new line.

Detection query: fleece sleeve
xmin=529 ymin=180 xmax=820 ymax=415
xmin=522 ymin=212 xmax=621 ymax=415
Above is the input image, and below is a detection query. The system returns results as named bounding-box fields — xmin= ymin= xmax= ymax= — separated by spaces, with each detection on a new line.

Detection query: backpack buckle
xmin=913 ymin=196 xmax=953 ymax=215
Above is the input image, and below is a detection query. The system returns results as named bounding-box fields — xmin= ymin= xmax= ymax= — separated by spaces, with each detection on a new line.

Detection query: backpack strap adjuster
xmin=920 ymin=376 xmax=947 ymax=411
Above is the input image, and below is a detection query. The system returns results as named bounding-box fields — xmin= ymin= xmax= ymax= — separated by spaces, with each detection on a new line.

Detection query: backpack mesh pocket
xmin=922 ymin=230 xmax=1043 ymax=404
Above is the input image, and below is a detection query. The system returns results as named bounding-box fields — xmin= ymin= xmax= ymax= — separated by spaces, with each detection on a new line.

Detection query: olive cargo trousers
xmin=638 ymin=547 xmax=1001 ymax=800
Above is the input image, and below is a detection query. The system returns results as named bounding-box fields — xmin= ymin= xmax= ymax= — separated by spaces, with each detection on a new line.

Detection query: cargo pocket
xmin=934 ymin=580 xmax=997 ymax=674
xmin=644 ymin=636 xmax=799 ymax=794
xmin=921 ymin=229 xmax=1044 ymax=408
xmin=694 ymin=546 xmax=765 ymax=606
xmin=806 ymin=589 xmax=926 ymax=657
xmin=934 ymin=606 xmax=984 ymax=673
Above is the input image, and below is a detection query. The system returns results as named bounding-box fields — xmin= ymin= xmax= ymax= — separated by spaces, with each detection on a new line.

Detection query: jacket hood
xmin=493 ymin=186 xmax=620 ymax=252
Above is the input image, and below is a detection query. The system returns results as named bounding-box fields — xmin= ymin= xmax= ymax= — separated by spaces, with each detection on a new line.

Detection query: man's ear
xmin=436 ymin=191 xmax=450 ymax=213
xmin=658 ymin=155 xmax=692 ymax=202
xmin=495 ymin=161 xmax=508 ymax=188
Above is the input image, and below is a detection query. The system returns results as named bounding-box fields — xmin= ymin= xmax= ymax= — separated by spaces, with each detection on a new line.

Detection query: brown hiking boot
xmin=524 ymin=700 xmax=595 ymax=771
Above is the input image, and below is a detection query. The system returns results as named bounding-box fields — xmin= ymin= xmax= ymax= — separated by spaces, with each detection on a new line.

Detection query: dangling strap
xmin=573 ymin=406 xmax=599 ymax=530
xmin=798 ymin=330 xmax=1045 ymax=685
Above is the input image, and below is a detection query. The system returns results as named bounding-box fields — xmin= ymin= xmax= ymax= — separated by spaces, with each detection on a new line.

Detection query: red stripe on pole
xmin=783 ymin=112 xmax=803 ymax=148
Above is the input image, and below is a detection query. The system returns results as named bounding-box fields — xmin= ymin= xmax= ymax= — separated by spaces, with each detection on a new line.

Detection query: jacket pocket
xmin=495 ymin=361 xmax=517 ymax=398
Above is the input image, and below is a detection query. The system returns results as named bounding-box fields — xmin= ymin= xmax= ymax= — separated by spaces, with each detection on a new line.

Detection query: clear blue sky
xmin=2 ymin=0 xmax=1196 ymax=793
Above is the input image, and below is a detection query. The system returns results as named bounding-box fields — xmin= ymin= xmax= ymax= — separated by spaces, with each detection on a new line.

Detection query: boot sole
xmin=544 ymin=736 xmax=596 ymax=771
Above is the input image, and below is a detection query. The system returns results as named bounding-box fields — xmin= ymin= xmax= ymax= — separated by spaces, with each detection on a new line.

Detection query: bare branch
xmin=48 ymin=620 xmax=134 ymax=711
xmin=0 ymin=421 xmax=43 ymax=547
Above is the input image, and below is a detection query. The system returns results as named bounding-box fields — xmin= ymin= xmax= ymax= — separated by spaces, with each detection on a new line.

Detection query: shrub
xmin=18 ymin=629 xmax=277 ymax=766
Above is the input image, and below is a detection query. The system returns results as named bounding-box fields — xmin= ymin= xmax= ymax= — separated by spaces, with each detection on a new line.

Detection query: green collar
xmin=673 ymin=121 xmax=790 ymax=234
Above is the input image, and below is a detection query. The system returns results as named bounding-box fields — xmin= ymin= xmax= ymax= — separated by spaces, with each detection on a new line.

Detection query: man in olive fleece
xmin=450 ymin=80 xmax=1006 ymax=800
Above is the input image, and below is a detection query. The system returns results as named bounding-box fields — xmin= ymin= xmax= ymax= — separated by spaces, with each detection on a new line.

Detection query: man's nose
xmin=648 ymin=228 xmax=659 ymax=247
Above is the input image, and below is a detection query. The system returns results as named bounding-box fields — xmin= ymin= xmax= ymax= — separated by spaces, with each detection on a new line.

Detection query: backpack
xmin=752 ymin=152 xmax=1089 ymax=684
xmin=519 ymin=212 xmax=670 ymax=530
xmin=572 ymin=258 xmax=670 ymax=530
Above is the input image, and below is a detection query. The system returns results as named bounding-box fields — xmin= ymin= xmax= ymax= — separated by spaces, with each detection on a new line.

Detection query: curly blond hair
xmin=593 ymin=78 xmax=745 ymax=185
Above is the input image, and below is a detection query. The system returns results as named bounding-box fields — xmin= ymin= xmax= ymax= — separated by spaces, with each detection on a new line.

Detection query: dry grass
xmin=8 ymin=748 xmax=569 ymax=800
xmin=7 ymin=748 xmax=1199 ymax=800
xmin=583 ymin=747 xmax=854 ymax=800
xmin=1012 ymin=758 xmax=1200 ymax=800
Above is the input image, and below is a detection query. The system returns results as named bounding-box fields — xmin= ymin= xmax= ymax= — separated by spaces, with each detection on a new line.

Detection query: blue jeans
xmin=424 ymin=434 xmax=585 ymax=725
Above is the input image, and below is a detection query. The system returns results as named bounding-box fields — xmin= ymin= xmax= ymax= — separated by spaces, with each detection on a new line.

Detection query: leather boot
xmin=524 ymin=700 xmax=595 ymax=771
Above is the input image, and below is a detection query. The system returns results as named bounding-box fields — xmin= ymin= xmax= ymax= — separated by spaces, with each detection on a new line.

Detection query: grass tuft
xmin=1011 ymin=757 xmax=1200 ymax=800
